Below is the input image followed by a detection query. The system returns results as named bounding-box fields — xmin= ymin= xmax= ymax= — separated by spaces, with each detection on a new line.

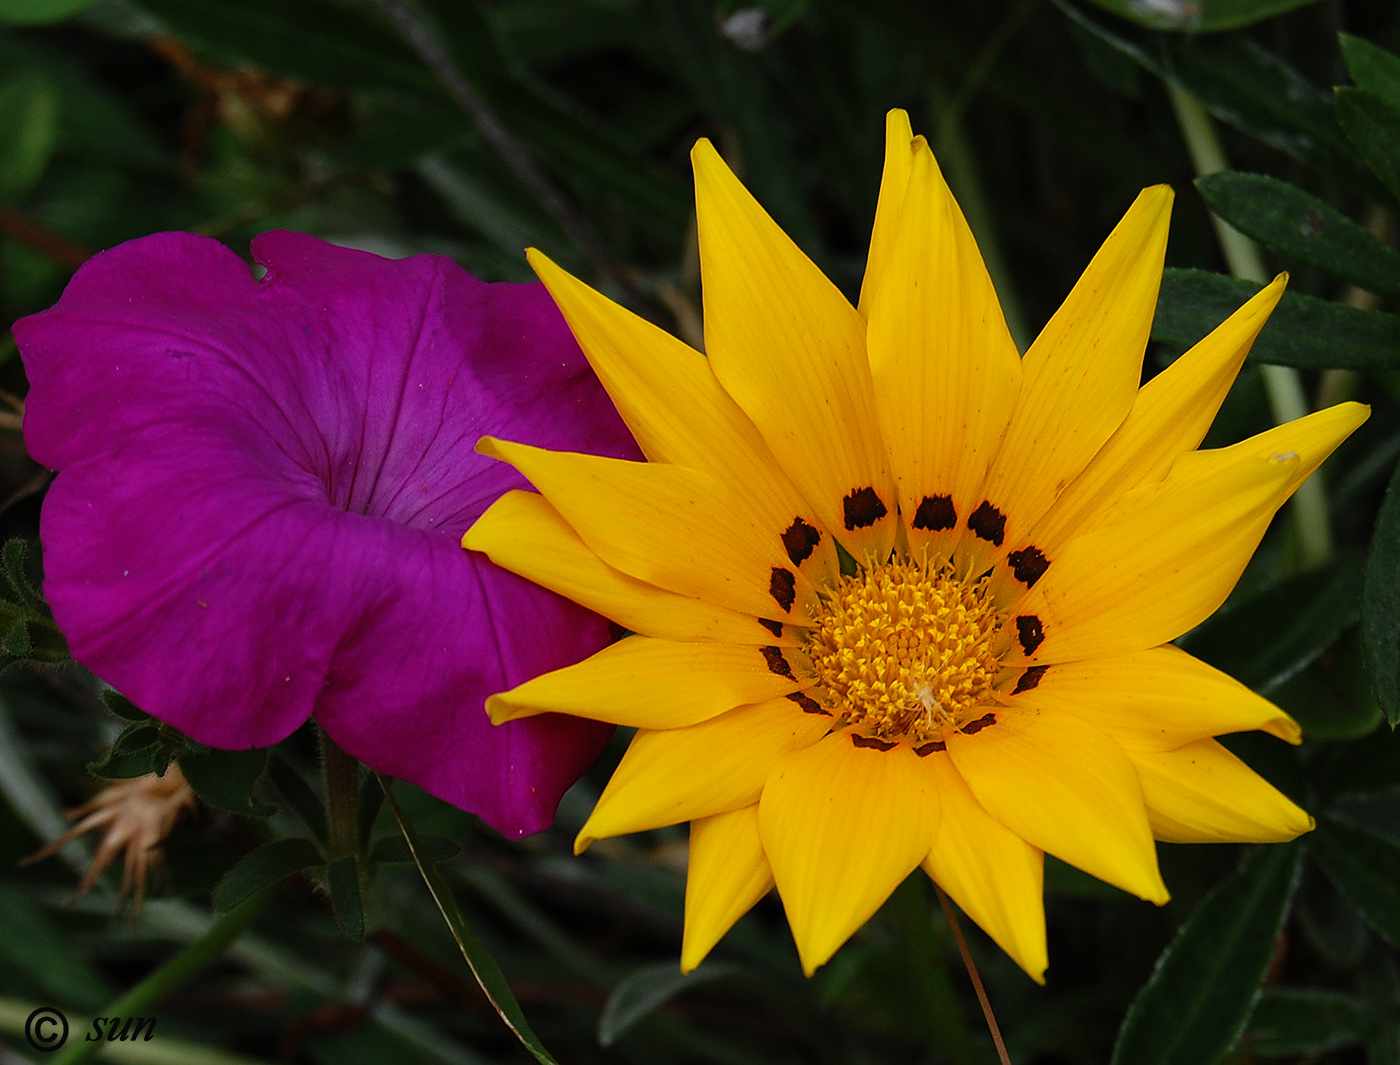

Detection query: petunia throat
xmin=804 ymin=556 xmax=1004 ymax=747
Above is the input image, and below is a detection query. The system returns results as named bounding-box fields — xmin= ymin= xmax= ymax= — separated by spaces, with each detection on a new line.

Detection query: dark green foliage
xmin=1363 ymin=454 xmax=1400 ymax=727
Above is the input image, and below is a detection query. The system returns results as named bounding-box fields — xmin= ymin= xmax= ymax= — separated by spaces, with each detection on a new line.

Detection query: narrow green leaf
xmin=326 ymin=856 xmax=364 ymax=940
xmin=368 ymin=833 xmax=458 ymax=865
xmin=380 ymin=774 xmax=561 ymax=1065
xmin=0 ymin=0 xmax=101 ymax=24
xmin=212 ymin=837 xmax=322 ymax=913
xmin=267 ymin=754 xmax=328 ymax=844
xmin=598 ymin=962 xmax=738 ymax=1047
xmin=1311 ymin=815 xmax=1400 ymax=948
xmin=0 ymin=883 xmax=114 ymax=1010
xmin=1154 ymin=268 xmax=1400 ymax=370
xmin=0 ymin=74 xmax=59 ymax=202
xmin=1363 ymin=458 xmax=1400 ymax=727
xmin=1081 ymin=0 xmax=1319 ymax=33
xmin=1336 ymin=87 xmax=1400 ymax=204
xmin=1197 ymin=172 xmax=1400 ymax=297
xmin=1341 ymin=35 xmax=1400 ymax=111
xmin=1244 ymin=987 xmax=1376 ymax=1056
xmin=180 ymin=749 xmax=275 ymax=817
xmin=1110 ymin=842 xmax=1302 ymax=1065
xmin=100 ymin=689 xmax=148 ymax=723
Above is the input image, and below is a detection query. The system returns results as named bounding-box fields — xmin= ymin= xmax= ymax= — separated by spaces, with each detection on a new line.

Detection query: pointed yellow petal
xmin=576 ymin=696 xmax=831 ymax=850
xmin=1127 ymin=739 xmax=1314 ymax=843
xmin=972 ymin=187 xmax=1173 ymax=570
xmin=920 ymin=753 xmax=1047 ymax=983
xmin=528 ymin=249 xmax=839 ymax=588
xmin=478 ymin=438 xmax=821 ymax=624
xmin=1003 ymin=644 xmax=1301 ymax=750
xmin=487 ymin=636 xmax=807 ymax=729
xmin=858 ymin=108 xmax=917 ymax=317
xmin=465 ymin=490 xmax=787 ymax=646
xmin=866 ymin=141 xmax=1022 ymax=564
xmin=759 ymin=731 xmax=937 ymax=975
xmin=1013 ymin=403 xmax=1367 ymax=663
xmin=683 ymin=806 xmax=774 ymax=973
xmin=1006 ymin=275 xmax=1286 ymax=594
xmin=947 ymin=708 xmax=1167 ymax=904
xmin=694 ymin=138 xmax=898 ymax=564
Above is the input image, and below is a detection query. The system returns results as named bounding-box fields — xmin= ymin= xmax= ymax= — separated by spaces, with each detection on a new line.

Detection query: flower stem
xmin=48 ymin=891 xmax=268 ymax=1065
xmin=1167 ymin=83 xmax=1333 ymax=568
xmin=319 ymin=726 xmax=361 ymax=861
xmin=935 ymin=885 xmax=1012 ymax=1065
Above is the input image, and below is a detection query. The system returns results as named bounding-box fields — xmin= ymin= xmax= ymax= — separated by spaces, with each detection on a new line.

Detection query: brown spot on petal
xmin=1016 ymin=615 xmax=1044 ymax=655
xmin=843 ymin=487 xmax=888 ymax=530
xmin=1012 ymin=665 xmax=1049 ymax=694
xmin=781 ymin=518 xmax=821 ymax=565
xmin=787 ymin=691 xmax=829 ymax=715
xmin=761 ymin=646 xmax=794 ymax=679
xmin=769 ymin=567 xmax=796 ymax=612
xmin=961 ymin=712 xmax=996 ymax=735
xmin=967 ymin=501 xmax=1006 ymax=546
xmin=912 ymin=494 xmax=957 ymax=531
xmin=851 ymin=734 xmax=898 ymax=751
xmin=1008 ymin=545 xmax=1050 ymax=587
xmin=915 ymin=740 xmax=947 ymax=756
xmin=759 ymin=618 xmax=784 ymax=638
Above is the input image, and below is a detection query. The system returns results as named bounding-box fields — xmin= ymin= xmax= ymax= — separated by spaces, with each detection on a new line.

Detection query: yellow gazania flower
xmin=464 ymin=109 xmax=1368 ymax=982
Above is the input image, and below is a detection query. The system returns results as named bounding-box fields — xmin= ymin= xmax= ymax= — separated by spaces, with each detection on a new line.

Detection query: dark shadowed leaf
xmin=1340 ymin=34 xmax=1400 ymax=106
xmin=1243 ymin=988 xmax=1375 ymax=1056
xmin=598 ymin=962 xmax=739 ymax=1047
xmin=1311 ymin=815 xmax=1400 ymax=948
xmin=212 ymin=837 xmax=322 ymax=913
xmin=1335 ymin=87 xmax=1400 ymax=204
xmin=1082 ymin=0 xmax=1319 ymax=33
xmin=1362 ymin=458 xmax=1400 ymax=727
xmin=1110 ymin=843 xmax=1301 ymax=1065
xmin=180 ymin=749 xmax=275 ymax=818
xmin=327 ymin=855 xmax=364 ymax=940
xmin=0 ymin=0 xmax=100 ymax=24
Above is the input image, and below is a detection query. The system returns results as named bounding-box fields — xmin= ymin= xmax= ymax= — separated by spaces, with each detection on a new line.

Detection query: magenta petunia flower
xmin=16 ymin=230 xmax=639 ymax=837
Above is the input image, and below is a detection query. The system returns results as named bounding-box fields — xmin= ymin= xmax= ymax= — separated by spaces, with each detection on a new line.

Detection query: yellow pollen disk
xmin=805 ymin=558 xmax=1002 ymax=744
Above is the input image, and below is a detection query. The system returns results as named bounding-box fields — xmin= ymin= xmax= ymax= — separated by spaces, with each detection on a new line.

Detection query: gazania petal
xmin=760 ymin=732 xmax=938 ymax=974
xmin=487 ymin=636 xmax=806 ymax=729
xmin=694 ymin=139 xmax=898 ymax=564
xmin=920 ymin=753 xmax=1047 ymax=983
xmin=858 ymin=108 xmax=918 ymax=316
xmin=947 ymin=709 xmax=1167 ymax=903
xmin=683 ymin=806 xmax=774 ymax=973
xmin=1127 ymin=740 xmax=1314 ymax=843
xmin=576 ymin=696 xmax=831 ymax=850
xmin=465 ymin=490 xmax=785 ymax=646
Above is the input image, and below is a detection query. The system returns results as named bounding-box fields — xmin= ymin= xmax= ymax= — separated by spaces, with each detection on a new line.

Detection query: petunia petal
xmin=971 ymin=187 xmax=1173 ymax=573
xmin=464 ymin=490 xmax=783 ymax=645
xmin=487 ymin=636 xmax=807 ymax=730
xmin=760 ymin=731 xmax=938 ymax=974
xmin=857 ymin=108 xmax=918 ymax=317
xmin=683 ymin=805 xmax=775 ymax=973
xmin=920 ymin=752 xmax=1047 ymax=983
xmin=1126 ymin=740 xmax=1314 ymax=843
xmin=528 ymin=249 xmax=839 ymax=587
xmin=478 ymin=438 xmax=822 ymax=623
xmin=694 ymin=139 xmax=898 ymax=564
xmin=577 ymin=696 xmax=831 ymax=851
xmin=947 ymin=708 xmax=1167 ymax=903
xmin=866 ymin=140 xmax=1022 ymax=562
xmin=1001 ymin=644 xmax=1300 ymax=750
xmin=1013 ymin=403 xmax=1367 ymax=663
xmin=1001 ymin=275 xmax=1286 ymax=598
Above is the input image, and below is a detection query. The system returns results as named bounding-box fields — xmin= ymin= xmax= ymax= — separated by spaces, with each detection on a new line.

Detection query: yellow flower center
xmin=804 ymin=558 xmax=1003 ymax=746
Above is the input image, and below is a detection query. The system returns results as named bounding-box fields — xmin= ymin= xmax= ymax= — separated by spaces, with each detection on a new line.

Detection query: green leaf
xmin=1154 ymin=268 xmax=1400 ymax=371
xmin=1110 ymin=842 xmax=1302 ymax=1065
xmin=598 ymin=961 xmax=738 ymax=1047
xmin=179 ymin=749 xmax=275 ymax=817
xmin=1179 ymin=553 xmax=1364 ymax=695
xmin=101 ymin=689 xmax=149 ymax=724
xmin=326 ymin=855 xmax=364 ymax=940
xmin=212 ymin=837 xmax=323 ymax=913
xmin=1311 ymin=815 xmax=1400 ymax=948
xmin=1196 ymin=172 xmax=1400 ymax=297
xmin=87 ymin=721 xmax=161 ymax=780
xmin=2 ymin=619 xmax=31 ymax=657
xmin=1243 ymin=988 xmax=1375 ymax=1056
xmin=380 ymin=774 xmax=561 ymax=1065
xmin=1363 ymin=457 xmax=1400 ymax=727
xmin=368 ymin=833 xmax=458 ymax=865
xmin=1341 ymin=35 xmax=1400 ymax=111
xmin=1336 ymin=87 xmax=1400 ymax=205
xmin=0 ymin=0 xmax=101 ymax=25
xmin=267 ymin=754 xmax=328 ymax=844
xmin=1081 ymin=0 xmax=1320 ymax=33
xmin=0 ymin=882 xmax=114 ymax=1010
xmin=0 ymin=74 xmax=59 ymax=202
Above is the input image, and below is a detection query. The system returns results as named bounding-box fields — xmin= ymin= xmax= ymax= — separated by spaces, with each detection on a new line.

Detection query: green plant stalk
xmin=1168 ymin=83 xmax=1333 ymax=567
xmin=320 ymin=724 xmax=361 ymax=860
xmin=49 ymin=892 xmax=269 ymax=1065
